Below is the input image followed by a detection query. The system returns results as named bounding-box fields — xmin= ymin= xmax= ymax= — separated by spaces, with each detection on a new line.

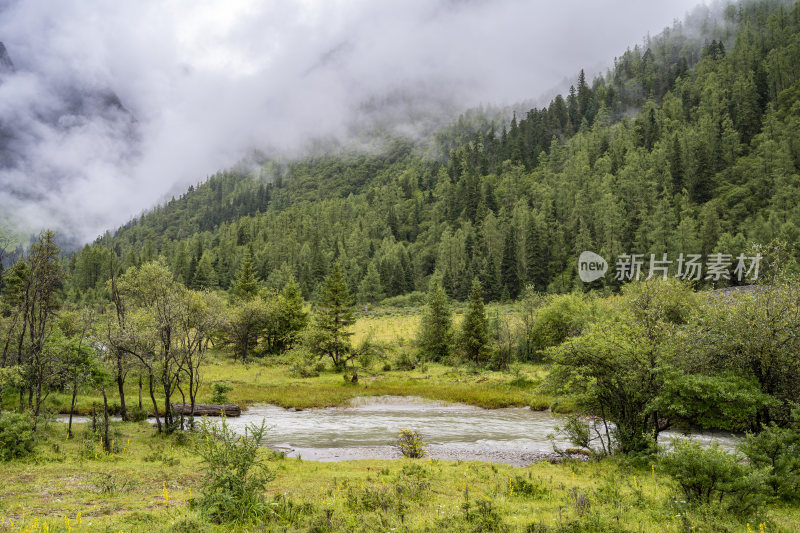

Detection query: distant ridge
xmin=0 ymin=42 xmax=15 ymax=73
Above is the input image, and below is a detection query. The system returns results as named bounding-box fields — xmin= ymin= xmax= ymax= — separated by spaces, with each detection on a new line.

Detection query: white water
xmin=57 ymin=396 xmax=740 ymax=465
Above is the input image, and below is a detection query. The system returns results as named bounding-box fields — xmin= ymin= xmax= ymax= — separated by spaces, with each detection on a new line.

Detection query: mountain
xmin=0 ymin=42 xmax=15 ymax=74
xmin=0 ymin=42 xmax=139 ymax=243
xmin=64 ymin=0 xmax=800 ymax=303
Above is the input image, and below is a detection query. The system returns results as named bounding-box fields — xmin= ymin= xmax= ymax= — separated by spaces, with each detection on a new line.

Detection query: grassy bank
xmin=2 ymin=310 xmax=556 ymax=415
xmin=1 ymin=420 xmax=798 ymax=532
xmin=19 ymin=359 xmax=553 ymax=415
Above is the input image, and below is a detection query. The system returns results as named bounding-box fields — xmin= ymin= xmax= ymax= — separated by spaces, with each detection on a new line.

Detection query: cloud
xmin=0 ymin=0 xmax=702 ymax=243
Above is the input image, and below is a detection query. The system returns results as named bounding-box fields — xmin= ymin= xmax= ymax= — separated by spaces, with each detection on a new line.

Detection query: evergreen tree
xmin=357 ymin=262 xmax=385 ymax=304
xmin=192 ymin=252 xmax=218 ymax=289
xmin=526 ymin=212 xmax=549 ymax=291
xmin=459 ymin=279 xmax=489 ymax=364
xmin=417 ymin=275 xmax=453 ymax=361
xmin=262 ymin=276 xmax=309 ymax=353
xmin=307 ymin=263 xmax=355 ymax=368
xmin=231 ymin=250 xmax=259 ymax=300
xmin=280 ymin=275 xmax=308 ymax=346
xmin=501 ymin=227 xmax=521 ymax=300
xmin=480 ymin=257 xmax=502 ymax=302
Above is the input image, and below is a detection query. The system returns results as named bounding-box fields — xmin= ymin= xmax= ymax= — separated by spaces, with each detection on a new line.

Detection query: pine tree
xmin=459 ymin=279 xmax=489 ymax=364
xmin=271 ymin=275 xmax=308 ymax=352
xmin=232 ymin=250 xmax=259 ymax=300
xmin=357 ymin=262 xmax=385 ymax=304
xmin=501 ymin=227 xmax=521 ymax=300
xmin=309 ymin=263 xmax=355 ymax=368
xmin=417 ymin=275 xmax=453 ymax=361
xmin=669 ymin=134 xmax=684 ymax=192
xmin=480 ymin=257 xmax=502 ymax=302
xmin=526 ymin=212 xmax=549 ymax=291
xmin=577 ymin=69 xmax=594 ymax=124
xmin=281 ymin=275 xmax=308 ymax=336
xmin=192 ymin=252 xmax=218 ymax=289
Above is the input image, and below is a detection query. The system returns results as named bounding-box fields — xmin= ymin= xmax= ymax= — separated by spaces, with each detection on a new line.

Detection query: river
xmin=57 ymin=396 xmax=740 ymax=466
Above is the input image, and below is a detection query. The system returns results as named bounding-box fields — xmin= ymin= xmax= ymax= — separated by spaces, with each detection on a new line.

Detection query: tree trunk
xmin=31 ymin=366 xmax=42 ymax=431
xmin=116 ymin=357 xmax=127 ymax=421
xmin=27 ymin=381 xmax=34 ymax=410
xmin=102 ymin=388 xmax=110 ymax=452
xmin=188 ymin=367 xmax=196 ymax=415
xmin=138 ymin=376 xmax=143 ymax=409
xmin=148 ymin=373 xmax=162 ymax=433
xmin=177 ymin=385 xmax=186 ymax=431
xmin=67 ymin=381 xmax=78 ymax=439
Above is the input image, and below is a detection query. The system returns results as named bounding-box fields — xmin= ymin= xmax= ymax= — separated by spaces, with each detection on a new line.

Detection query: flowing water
xmin=57 ymin=396 xmax=740 ymax=466
xmin=224 ymin=396 xmax=740 ymax=465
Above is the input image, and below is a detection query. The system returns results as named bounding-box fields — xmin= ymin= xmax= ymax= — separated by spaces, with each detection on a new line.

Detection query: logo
xmin=576 ymin=251 xmax=761 ymax=283
xmin=578 ymin=251 xmax=608 ymax=283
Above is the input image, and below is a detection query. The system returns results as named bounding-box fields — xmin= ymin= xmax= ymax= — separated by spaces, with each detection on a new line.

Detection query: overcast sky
xmin=0 ymin=0 xmax=705 ymax=244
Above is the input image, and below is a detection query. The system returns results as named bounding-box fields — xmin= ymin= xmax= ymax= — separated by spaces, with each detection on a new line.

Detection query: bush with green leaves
xmin=461 ymin=497 xmax=508 ymax=532
xmin=739 ymin=422 xmax=800 ymax=501
xmin=396 ymin=428 xmax=426 ymax=458
xmin=210 ymin=382 xmax=233 ymax=404
xmin=0 ymin=412 xmax=36 ymax=461
xmin=508 ymin=474 xmax=549 ymax=499
xmin=287 ymin=348 xmax=320 ymax=378
xmin=193 ymin=416 xmax=274 ymax=524
xmin=393 ymin=351 xmax=419 ymax=371
xmin=660 ymin=438 xmax=767 ymax=516
xmin=128 ymin=405 xmax=149 ymax=422
xmin=549 ymin=280 xmax=698 ymax=455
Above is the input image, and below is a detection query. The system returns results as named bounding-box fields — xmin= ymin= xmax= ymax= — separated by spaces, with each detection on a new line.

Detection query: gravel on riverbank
xmin=269 ymin=444 xmax=589 ymax=466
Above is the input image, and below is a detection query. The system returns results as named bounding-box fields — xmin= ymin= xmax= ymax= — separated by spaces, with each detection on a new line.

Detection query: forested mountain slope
xmin=65 ymin=0 xmax=800 ymax=303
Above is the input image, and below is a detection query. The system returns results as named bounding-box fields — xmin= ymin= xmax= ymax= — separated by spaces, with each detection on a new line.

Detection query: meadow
xmin=2 ymin=307 xmax=799 ymax=532
xmin=4 ymin=418 xmax=800 ymax=532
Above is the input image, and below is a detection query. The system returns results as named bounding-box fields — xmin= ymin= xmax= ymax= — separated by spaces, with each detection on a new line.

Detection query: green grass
xmin=1 ymin=421 xmax=798 ymax=532
xmin=4 ymin=310 xmax=553 ymax=414
xmin=4 ymin=310 xmax=798 ymax=530
xmin=18 ymin=359 xmax=553 ymax=415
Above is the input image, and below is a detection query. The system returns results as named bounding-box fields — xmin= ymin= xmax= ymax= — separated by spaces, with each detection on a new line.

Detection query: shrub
xmin=508 ymin=474 xmax=549 ymax=499
xmin=92 ymin=472 xmax=133 ymax=494
xmin=128 ymin=405 xmax=149 ymax=422
xmin=380 ymin=291 xmax=426 ymax=308
xmin=462 ymin=498 xmax=508 ymax=532
xmin=0 ymin=412 xmax=36 ymax=461
xmin=210 ymin=382 xmax=233 ymax=404
xmin=394 ymin=352 xmax=418 ymax=371
xmin=739 ymin=423 xmax=800 ymax=501
xmin=396 ymin=428 xmax=426 ymax=458
xmin=660 ymin=438 xmax=767 ymax=515
xmin=527 ymin=293 xmax=592 ymax=357
xmin=193 ymin=416 xmax=274 ymax=524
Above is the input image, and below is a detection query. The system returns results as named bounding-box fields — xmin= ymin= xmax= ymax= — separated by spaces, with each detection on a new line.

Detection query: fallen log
xmin=171 ymin=403 xmax=241 ymax=417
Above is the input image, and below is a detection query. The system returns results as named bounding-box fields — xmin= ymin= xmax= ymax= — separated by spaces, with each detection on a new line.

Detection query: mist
xmin=0 ymin=0 xmax=703 ymax=244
